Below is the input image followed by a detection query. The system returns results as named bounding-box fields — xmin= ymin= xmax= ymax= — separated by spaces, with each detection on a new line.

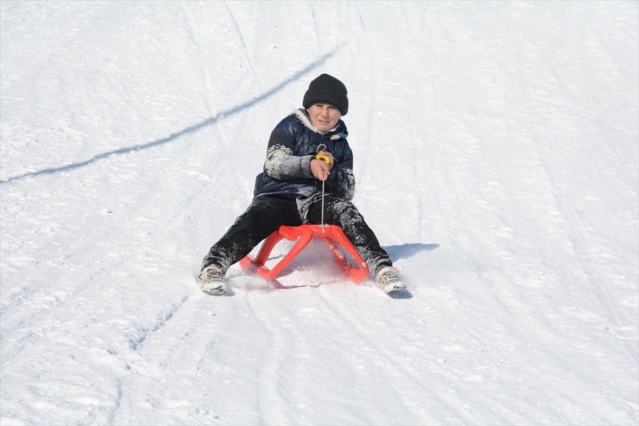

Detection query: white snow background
xmin=1 ymin=1 xmax=638 ymax=425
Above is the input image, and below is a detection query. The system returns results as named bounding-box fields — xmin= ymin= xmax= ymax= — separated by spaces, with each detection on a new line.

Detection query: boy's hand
xmin=311 ymin=157 xmax=331 ymax=181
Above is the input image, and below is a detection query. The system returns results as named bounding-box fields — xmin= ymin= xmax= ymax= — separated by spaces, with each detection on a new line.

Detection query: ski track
xmin=536 ymin=135 xmax=639 ymax=365
xmin=313 ymin=290 xmax=478 ymax=425
xmin=1 ymin=2 xmax=638 ymax=425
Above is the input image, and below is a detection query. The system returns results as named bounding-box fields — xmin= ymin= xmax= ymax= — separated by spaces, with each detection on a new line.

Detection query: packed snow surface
xmin=1 ymin=2 xmax=638 ymax=425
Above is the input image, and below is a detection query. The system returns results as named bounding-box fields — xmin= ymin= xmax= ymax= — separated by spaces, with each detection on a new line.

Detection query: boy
xmin=199 ymin=74 xmax=404 ymax=295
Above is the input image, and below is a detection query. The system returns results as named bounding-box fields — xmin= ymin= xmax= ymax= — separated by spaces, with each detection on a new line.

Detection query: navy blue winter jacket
xmin=253 ymin=109 xmax=356 ymax=216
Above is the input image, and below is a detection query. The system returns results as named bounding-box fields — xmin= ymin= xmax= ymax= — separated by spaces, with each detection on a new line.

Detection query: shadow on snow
xmin=384 ymin=243 xmax=439 ymax=261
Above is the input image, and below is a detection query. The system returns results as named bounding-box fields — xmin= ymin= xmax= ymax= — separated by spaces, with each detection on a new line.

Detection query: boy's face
xmin=307 ymin=103 xmax=341 ymax=133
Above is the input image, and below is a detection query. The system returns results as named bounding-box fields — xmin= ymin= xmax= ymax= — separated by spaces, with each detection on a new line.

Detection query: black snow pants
xmin=201 ymin=195 xmax=391 ymax=275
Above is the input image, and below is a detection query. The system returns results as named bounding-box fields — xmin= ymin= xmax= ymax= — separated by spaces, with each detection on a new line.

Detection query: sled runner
xmin=239 ymin=225 xmax=370 ymax=283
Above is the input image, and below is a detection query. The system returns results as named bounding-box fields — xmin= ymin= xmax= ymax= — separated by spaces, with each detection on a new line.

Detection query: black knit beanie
xmin=302 ymin=74 xmax=349 ymax=115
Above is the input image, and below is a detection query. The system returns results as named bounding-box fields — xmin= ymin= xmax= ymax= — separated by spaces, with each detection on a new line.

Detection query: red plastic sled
xmin=239 ymin=225 xmax=370 ymax=284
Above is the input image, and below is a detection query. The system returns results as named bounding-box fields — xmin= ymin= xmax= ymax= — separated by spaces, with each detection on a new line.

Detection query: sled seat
xmin=239 ymin=225 xmax=370 ymax=283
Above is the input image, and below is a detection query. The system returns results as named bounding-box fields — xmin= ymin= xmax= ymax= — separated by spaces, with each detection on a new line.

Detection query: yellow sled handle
xmin=315 ymin=143 xmax=330 ymax=165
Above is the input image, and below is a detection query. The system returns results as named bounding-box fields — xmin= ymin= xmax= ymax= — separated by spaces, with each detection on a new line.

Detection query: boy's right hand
xmin=310 ymin=158 xmax=331 ymax=181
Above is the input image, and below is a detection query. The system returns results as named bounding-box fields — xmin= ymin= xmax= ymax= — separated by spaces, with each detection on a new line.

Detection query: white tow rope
xmin=315 ymin=143 xmax=329 ymax=229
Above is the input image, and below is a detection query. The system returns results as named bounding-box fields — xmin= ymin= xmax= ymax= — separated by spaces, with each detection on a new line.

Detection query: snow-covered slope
xmin=1 ymin=2 xmax=637 ymax=424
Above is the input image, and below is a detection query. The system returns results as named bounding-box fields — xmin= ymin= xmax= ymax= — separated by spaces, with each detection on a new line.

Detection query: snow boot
xmin=375 ymin=265 xmax=406 ymax=294
xmin=198 ymin=264 xmax=227 ymax=295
